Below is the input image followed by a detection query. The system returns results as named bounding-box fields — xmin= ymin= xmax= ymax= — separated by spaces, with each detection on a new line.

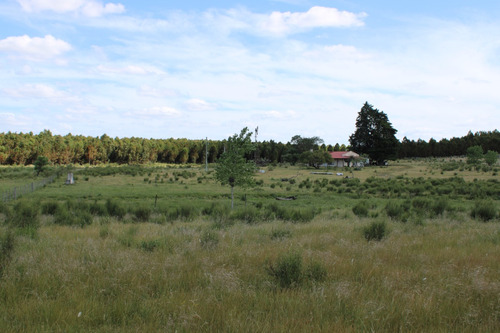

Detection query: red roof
xmin=329 ymin=151 xmax=360 ymax=159
xmin=330 ymin=151 xmax=348 ymax=159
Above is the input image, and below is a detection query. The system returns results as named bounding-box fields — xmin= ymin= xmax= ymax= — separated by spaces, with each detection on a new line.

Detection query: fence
xmin=1 ymin=170 xmax=65 ymax=203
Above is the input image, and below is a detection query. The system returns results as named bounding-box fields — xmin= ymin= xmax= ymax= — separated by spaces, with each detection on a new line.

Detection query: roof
xmin=329 ymin=151 xmax=360 ymax=159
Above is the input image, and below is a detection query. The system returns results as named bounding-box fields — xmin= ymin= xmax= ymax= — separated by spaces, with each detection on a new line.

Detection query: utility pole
xmin=205 ymin=137 xmax=208 ymax=172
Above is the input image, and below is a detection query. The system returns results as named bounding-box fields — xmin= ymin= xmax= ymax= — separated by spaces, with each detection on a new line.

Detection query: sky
xmin=0 ymin=0 xmax=499 ymax=145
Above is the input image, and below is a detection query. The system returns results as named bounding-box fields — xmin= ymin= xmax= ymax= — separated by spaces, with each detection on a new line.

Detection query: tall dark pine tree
xmin=349 ymin=102 xmax=399 ymax=165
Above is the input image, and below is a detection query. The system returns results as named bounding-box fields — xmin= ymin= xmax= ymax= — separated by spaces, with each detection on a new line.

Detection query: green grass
xmin=0 ymin=161 xmax=499 ymax=331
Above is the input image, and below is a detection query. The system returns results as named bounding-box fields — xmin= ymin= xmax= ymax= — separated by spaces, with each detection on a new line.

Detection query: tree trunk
xmin=231 ymin=185 xmax=234 ymax=210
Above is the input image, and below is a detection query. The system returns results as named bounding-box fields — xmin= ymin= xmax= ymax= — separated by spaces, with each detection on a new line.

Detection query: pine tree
xmin=349 ymin=102 xmax=399 ymax=165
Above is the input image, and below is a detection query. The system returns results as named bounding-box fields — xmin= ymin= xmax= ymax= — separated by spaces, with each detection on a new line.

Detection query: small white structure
xmin=65 ymin=173 xmax=74 ymax=185
xmin=329 ymin=151 xmax=363 ymax=167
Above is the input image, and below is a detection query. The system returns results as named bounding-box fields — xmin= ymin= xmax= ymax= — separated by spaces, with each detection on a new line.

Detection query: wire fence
xmin=1 ymin=169 xmax=66 ymax=203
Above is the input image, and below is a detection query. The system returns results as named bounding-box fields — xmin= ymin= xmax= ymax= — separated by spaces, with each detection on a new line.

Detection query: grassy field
xmin=0 ymin=159 xmax=499 ymax=332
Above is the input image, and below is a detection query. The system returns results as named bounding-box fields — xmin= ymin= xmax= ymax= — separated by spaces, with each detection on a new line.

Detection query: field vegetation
xmin=0 ymin=158 xmax=499 ymax=331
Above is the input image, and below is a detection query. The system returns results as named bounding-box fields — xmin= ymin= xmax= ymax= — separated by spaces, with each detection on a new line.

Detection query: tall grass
xmin=0 ymin=163 xmax=499 ymax=331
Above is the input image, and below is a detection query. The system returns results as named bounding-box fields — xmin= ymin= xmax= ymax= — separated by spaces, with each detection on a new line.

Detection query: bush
xmin=231 ymin=206 xmax=260 ymax=224
xmin=385 ymin=201 xmax=407 ymax=221
xmin=267 ymin=252 xmax=303 ymax=288
xmin=41 ymin=201 xmax=60 ymax=215
xmin=363 ymin=221 xmax=387 ymax=241
xmin=305 ymin=261 xmax=327 ymax=282
xmin=90 ymin=201 xmax=107 ymax=216
xmin=471 ymin=201 xmax=497 ymax=222
xmin=203 ymin=203 xmax=233 ymax=229
xmin=431 ymin=197 xmax=448 ymax=217
xmin=9 ymin=200 xmax=40 ymax=230
xmin=169 ymin=204 xmax=198 ymax=222
xmin=105 ymin=199 xmax=126 ymax=219
xmin=134 ymin=205 xmax=152 ymax=222
xmin=352 ymin=201 xmax=369 ymax=217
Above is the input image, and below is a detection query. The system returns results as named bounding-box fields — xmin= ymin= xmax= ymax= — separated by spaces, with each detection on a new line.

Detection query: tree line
xmin=0 ymin=128 xmax=499 ymax=166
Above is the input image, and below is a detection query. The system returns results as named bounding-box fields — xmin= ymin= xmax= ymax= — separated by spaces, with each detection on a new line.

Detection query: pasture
xmin=0 ymin=159 xmax=499 ymax=332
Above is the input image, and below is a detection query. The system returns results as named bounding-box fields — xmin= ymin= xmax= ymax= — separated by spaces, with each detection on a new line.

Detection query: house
xmin=329 ymin=151 xmax=363 ymax=167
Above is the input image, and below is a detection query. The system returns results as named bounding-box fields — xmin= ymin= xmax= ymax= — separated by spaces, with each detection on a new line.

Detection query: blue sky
xmin=0 ymin=0 xmax=499 ymax=144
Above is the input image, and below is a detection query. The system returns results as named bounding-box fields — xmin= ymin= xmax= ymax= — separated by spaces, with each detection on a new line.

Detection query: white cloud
xmin=128 ymin=107 xmax=181 ymax=118
xmin=257 ymin=6 xmax=367 ymax=36
xmin=0 ymin=35 xmax=71 ymax=61
xmin=96 ymin=64 xmax=164 ymax=75
xmin=137 ymin=86 xmax=180 ymax=98
xmin=17 ymin=0 xmax=125 ymax=17
xmin=185 ymin=99 xmax=216 ymax=111
xmin=3 ymin=84 xmax=79 ymax=102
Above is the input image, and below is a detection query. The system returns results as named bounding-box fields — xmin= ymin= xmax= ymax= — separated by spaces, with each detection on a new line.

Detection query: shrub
xmin=287 ymin=207 xmax=318 ymax=223
xmin=385 ymin=201 xmax=406 ymax=221
xmin=10 ymin=200 xmax=40 ymax=230
xmin=305 ymin=261 xmax=327 ymax=282
xmin=471 ymin=201 xmax=497 ymax=222
xmin=231 ymin=206 xmax=260 ymax=224
xmin=169 ymin=204 xmax=198 ymax=222
xmin=363 ymin=221 xmax=387 ymax=241
xmin=267 ymin=251 xmax=303 ymax=288
xmin=105 ymin=199 xmax=126 ymax=219
xmin=90 ymin=201 xmax=107 ymax=216
xmin=352 ymin=201 xmax=369 ymax=217
xmin=431 ymin=197 xmax=448 ymax=217
xmin=134 ymin=205 xmax=152 ymax=222
xmin=41 ymin=201 xmax=60 ymax=215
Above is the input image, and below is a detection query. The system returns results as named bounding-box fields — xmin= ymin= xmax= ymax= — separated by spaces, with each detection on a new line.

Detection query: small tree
xmin=484 ymin=150 xmax=498 ymax=166
xmin=34 ymin=156 xmax=49 ymax=176
xmin=215 ymin=128 xmax=256 ymax=209
xmin=466 ymin=145 xmax=483 ymax=165
xmin=300 ymin=150 xmax=332 ymax=169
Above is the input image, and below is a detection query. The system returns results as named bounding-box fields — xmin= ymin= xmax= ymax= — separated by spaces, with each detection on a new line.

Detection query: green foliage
xmin=385 ymin=201 xmax=407 ymax=221
xmin=466 ymin=146 xmax=483 ymax=164
xmin=139 ymin=239 xmax=161 ymax=252
xmin=299 ymin=150 xmax=332 ymax=169
xmin=431 ymin=197 xmax=448 ymax=217
xmin=267 ymin=251 xmax=303 ymax=288
xmin=134 ymin=205 xmax=152 ymax=222
xmin=304 ymin=261 xmax=328 ymax=283
xmin=283 ymin=135 xmax=324 ymax=165
xmin=484 ymin=150 xmax=498 ymax=166
xmin=0 ymin=230 xmax=15 ymax=277
xmin=41 ymin=200 xmax=60 ymax=215
xmin=270 ymin=228 xmax=292 ymax=240
xmin=105 ymin=199 xmax=126 ymax=219
xmin=214 ymin=127 xmax=256 ymax=209
xmin=230 ymin=206 xmax=260 ymax=224
xmin=168 ymin=204 xmax=198 ymax=222
xmin=200 ymin=229 xmax=219 ymax=249
xmin=471 ymin=201 xmax=497 ymax=222
xmin=9 ymin=200 xmax=40 ymax=230
xmin=34 ymin=156 xmax=49 ymax=175
xmin=349 ymin=102 xmax=399 ymax=165
xmin=363 ymin=221 xmax=387 ymax=241
xmin=352 ymin=200 xmax=369 ymax=217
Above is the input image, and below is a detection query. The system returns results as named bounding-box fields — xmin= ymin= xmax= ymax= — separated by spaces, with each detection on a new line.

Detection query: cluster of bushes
xmin=266 ymin=251 xmax=327 ymax=288
xmin=203 ymin=202 xmax=320 ymax=228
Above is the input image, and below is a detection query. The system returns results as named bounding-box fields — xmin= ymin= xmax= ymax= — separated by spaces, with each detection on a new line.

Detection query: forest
xmin=0 ymin=129 xmax=499 ymax=166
